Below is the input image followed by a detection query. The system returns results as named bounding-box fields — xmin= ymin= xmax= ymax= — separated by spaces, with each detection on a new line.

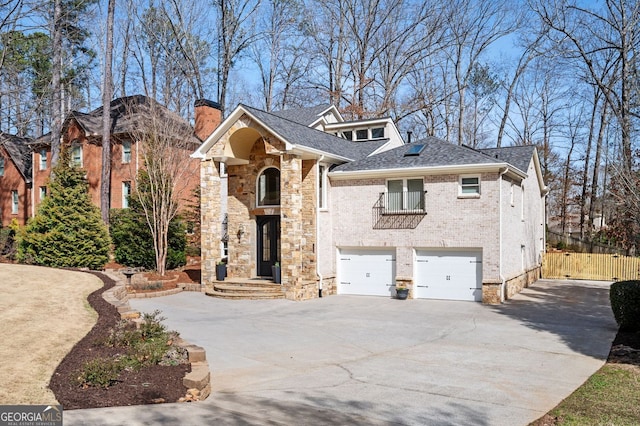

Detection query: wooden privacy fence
xmin=543 ymin=252 xmax=640 ymax=281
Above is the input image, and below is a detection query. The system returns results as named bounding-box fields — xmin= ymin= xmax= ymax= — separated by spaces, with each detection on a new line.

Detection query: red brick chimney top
xmin=194 ymin=99 xmax=222 ymax=142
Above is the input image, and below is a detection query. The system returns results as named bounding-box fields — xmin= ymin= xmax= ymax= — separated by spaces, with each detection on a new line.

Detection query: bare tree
xmin=100 ymin=0 xmax=116 ymax=224
xmin=216 ymin=0 xmax=261 ymax=115
xmin=534 ymin=0 xmax=640 ymax=170
xmin=128 ymin=100 xmax=200 ymax=276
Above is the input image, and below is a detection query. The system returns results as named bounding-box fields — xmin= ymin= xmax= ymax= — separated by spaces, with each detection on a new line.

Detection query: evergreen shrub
xmin=610 ymin=280 xmax=640 ymax=331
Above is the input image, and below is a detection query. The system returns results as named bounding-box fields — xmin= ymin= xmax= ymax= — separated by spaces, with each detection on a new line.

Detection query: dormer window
xmin=371 ymin=127 xmax=384 ymax=139
xmin=356 ymin=129 xmax=368 ymax=140
xmin=342 ymin=130 xmax=353 ymax=140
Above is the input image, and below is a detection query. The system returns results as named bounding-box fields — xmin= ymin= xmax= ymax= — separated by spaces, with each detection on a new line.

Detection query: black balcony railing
xmin=372 ymin=191 xmax=427 ymax=229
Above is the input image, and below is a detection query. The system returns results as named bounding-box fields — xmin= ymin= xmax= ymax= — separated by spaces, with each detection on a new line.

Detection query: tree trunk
xmin=50 ymin=0 xmax=63 ymax=167
xmin=100 ymin=0 xmax=116 ymax=224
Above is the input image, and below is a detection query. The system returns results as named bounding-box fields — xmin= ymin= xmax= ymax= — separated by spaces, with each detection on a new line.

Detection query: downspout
xmin=499 ymin=168 xmax=508 ymax=303
xmin=30 ymin=150 xmax=35 ymax=218
xmin=317 ymin=156 xmax=324 ymax=297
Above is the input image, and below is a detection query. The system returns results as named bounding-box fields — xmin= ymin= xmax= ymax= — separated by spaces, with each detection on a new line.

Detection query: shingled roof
xmin=35 ymin=95 xmax=200 ymax=146
xmin=479 ymin=145 xmax=536 ymax=174
xmin=331 ymin=136 xmax=532 ymax=174
xmin=241 ymin=105 xmax=387 ymax=161
xmin=0 ymin=132 xmax=32 ymax=181
xmin=270 ymin=104 xmax=334 ymax=127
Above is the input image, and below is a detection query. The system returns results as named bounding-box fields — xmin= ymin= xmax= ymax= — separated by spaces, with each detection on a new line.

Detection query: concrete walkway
xmin=64 ymin=279 xmax=617 ymax=426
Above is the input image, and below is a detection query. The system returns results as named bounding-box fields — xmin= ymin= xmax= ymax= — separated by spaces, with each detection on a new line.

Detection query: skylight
xmin=404 ymin=144 xmax=425 ymax=156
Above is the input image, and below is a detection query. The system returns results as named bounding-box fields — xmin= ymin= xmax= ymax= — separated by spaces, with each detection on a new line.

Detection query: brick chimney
xmin=194 ymin=99 xmax=222 ymax=141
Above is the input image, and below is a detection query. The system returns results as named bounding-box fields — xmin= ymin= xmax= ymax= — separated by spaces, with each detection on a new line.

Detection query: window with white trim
xmin=0 ymin=157 xmax=4 ymax=176
xmin=386 ymin=178 xmax=424 ymax=212
xmin=355 ymin=129 xmax=368 ymax=140
xmin=459 ymin=175 xmax=480 ymax=197
xmin=39 ymin=186 xmax=47 ymax=201
xmin=39 ymin=149 xmax=47 ymax=170
xmin=122 ymin=140 xmax=132 ymax=163
xmin=70 ymin=143 xmax=83 ymax=167
xmin=257 ymin=167 xmax=280 ymax=206
xmin=11 ymin=190 xmax=18 ymax=214
xmin=371 ymin=127 xmax=384 ymax=139
xmin=122 ymin=181 xmax=131 ymax=208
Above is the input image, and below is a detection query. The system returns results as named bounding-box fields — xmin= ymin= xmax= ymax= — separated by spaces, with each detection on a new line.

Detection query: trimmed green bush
xmin=17 ymin=152 xmax=110 ymax=269
xmin=610 ymin=280 xmax=640 ymax=331
xmin=110 ymin=204 xmax=186 ymax=271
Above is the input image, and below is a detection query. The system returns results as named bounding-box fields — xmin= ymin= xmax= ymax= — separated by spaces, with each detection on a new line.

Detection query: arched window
xmin=257 ymin=167 xmax=280 ymax=206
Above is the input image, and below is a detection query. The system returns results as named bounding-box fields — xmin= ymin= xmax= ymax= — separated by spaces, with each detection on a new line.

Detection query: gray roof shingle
xmin=270 ymin=104 xmax=333 ymax=126
xmin=242 ymin=105 xmax=386 ymax=161
xmin=0 ymin=132 xmax=32 ymax=180
xmin=479 ymin=145 xmax=535 ymax=174
xmin=34 ymin=95 xmax=200 ymax=146
xmin=331 ymin=136 xmax=534 ymax=174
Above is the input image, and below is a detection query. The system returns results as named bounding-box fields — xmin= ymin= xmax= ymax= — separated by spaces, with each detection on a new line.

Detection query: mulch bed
xmin=49 ymin=271 xmax=190 ymax=409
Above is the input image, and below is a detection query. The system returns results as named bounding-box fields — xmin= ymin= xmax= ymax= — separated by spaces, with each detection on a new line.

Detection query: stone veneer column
xmin=280 ymin=154 xmax=303 ymax=299
xmin=200 ymin=159 xmax=222 ymax=284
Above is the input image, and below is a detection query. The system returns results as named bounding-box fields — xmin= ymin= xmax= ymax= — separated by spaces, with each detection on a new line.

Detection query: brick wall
xmin=0 ymin=146 xmax=30 ymax=226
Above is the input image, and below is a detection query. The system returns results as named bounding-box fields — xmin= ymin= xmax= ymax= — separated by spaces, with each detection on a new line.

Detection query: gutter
xmin=499 ymin=168 xmax=508 ymax=303
xmin=316 ymin=156 xmax=324 ymax=297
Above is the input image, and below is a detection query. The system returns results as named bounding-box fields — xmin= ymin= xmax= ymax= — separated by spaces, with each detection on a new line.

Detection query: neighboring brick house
xmin=193 ymin=104 xmax=548 ymax=304
xmin=0 ymin=132 xmax=32 ymax=226
xmin=30 ymin=95 xmax=218 ymax=217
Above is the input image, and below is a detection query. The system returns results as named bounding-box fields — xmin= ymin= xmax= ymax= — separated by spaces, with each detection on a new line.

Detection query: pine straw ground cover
xmin=49 ymin=271 xmax=190 ymax=409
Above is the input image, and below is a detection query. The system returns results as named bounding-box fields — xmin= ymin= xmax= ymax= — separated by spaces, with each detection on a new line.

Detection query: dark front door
xmin=257 ymin=216 xmax=280 ymax=277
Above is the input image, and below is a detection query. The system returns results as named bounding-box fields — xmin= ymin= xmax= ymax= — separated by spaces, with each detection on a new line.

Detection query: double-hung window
xmin=386 ymin=178 xmax=424 ymax=213
xmin=39 ymin=149 xmax=47 ymax=170
xmin=122 ymin=140 xmax=132 ymax=163
xmin=459 ymin=175 xmax=480 ymax=197
xmin=0 ymin=157 xmax=4 ymax=176
xmin=70 ymin=143 xmax=83 ymax=167
xmin=11 ymin=190 xmax=18 ymax=214
xmin=122 ymin=181 xmax=131 ymax=208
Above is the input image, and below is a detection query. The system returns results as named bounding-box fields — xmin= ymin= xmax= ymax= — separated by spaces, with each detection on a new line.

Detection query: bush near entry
xmin=110 ymin=200 xmax=186 ymax=271
xmin=610 ymin=280 xmax=640 ymax=331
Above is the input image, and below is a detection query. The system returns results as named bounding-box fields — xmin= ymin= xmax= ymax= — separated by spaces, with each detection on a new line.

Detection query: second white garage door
xmin=414 ymin=250 xmax=482 ymax=301
xmin=338 ymin=248 xmax=396 ymax=296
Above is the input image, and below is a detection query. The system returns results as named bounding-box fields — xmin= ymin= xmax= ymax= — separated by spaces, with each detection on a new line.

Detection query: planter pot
xmin=215 ymin=264 xmax=226 ymax=281
xmin=272 ymin=266 xmax=281 ymax=284
xmin=396 ymin=288 xmax=409 ymax=300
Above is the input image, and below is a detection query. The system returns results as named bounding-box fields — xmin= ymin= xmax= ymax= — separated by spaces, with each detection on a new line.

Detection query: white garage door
xmin=414 ymin=250 xmax=482 ymax=301
xmin=338 ymin=248 xmax=396 ymax=296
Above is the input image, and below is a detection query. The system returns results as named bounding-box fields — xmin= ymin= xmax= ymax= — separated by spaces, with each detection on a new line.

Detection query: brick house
xmin=0 ymin=132 xmax=32 ymax=226
xmin=30 ymin=95 xmax=218 ymax=218
xmin=194 ymin=104 xmax=548 ymax=304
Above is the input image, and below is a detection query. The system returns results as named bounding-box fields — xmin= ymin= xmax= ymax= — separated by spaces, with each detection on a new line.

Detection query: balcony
xmin=372 ymin=191 xmax=427 ymax=229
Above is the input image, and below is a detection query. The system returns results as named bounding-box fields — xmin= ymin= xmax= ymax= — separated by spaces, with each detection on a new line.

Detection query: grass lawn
xmin=0 ymin=264 xmax=101 ymax=405
xmin=531 ymin=330 xmax=640 ymax=426
xmin=549 ymin=364 xmax=640 ymax=425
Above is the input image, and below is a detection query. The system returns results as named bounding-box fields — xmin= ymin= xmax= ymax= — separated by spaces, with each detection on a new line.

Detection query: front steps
xmin=205 ymin=278 xmax=285 ymax=300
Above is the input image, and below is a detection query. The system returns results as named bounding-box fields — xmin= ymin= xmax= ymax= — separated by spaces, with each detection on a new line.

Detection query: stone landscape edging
xmin=101 ymin=270 xmax=211 ymax=401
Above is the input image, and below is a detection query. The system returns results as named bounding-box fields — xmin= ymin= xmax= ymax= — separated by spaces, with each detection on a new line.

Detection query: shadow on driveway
xmin=490 ymin=280 xmax=618 ymax=359
xmin=65 ymin=391 xmax=491 ymax=426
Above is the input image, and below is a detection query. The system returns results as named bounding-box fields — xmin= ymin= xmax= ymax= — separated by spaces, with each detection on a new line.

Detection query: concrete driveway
xmin=65 ymin=279 xmax=617 ymax=426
